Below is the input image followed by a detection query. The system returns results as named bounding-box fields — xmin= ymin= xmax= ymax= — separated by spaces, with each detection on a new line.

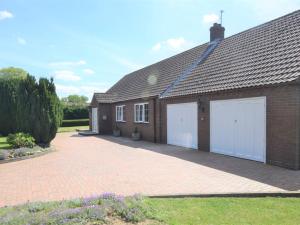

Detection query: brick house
xmin=90 ymin=10 xmax=300 ymax=170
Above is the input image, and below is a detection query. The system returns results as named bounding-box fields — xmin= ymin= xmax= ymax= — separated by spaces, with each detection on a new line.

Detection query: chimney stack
xmin=210 ymin=23 xmax=225 ymax=42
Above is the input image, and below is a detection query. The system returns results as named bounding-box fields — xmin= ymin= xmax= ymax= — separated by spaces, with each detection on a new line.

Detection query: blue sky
xmin=0 ymin=0 xmax=299 ymax=100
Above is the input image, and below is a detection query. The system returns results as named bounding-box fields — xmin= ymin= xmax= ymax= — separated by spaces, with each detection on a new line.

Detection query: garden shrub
xmin=0 ymin=78 xmax=19 ymax=135
xmin=1 ymin=146 xmax=50 ymax=160
xmin=27 ymin=202 xmax=45 ymax=213
xmin=61 ymin=119 xmax=89 ymax=127
xmin=63 ymin=107 xmax=89 ymax=120
xmin=10 ymin=148 xmax=33 ymax=157
xmin=16 ymin=76 xmax=63 ymax=145
xmin=85 ymin=206 xmax=106 ymax=221
xmin=119 ymin=194 xmax=148 ymax=222
xmin=27 ymin=216 xmax=49 ymax=225
xmin=67 ymin=198 xmax=84 ymax=208
xmin=121 ymin=206 xmax=146 ymax=223
xmin=7 ymin=133 xmax=35 ymax=148
xmin=0 ymin=194 xmax=153 ymax=224
xmin=96 ymin=193 xmax=148 ymax=223
xmin=0 ymin=69 xmax=63 ymax=145
xmin=49 ymin=207 xmax=87 ymax=224
xmin=61 ymin=95 xmax=89 ymax=120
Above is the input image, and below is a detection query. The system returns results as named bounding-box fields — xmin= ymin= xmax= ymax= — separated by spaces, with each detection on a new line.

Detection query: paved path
xmin=0 ymin=132 xmax=299 ymax=206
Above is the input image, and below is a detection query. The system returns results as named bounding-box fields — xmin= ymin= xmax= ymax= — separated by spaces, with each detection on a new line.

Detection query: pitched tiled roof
xmin=163 ymin=10 xmax=300 ymax=98
xmin=105 ymin=43 xmax=209 ymax=102
xmin=95 ymin=10 xmax=300 ymax=103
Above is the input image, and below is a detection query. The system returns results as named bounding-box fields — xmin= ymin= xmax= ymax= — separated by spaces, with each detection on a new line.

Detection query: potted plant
xmin=113 ymin=124 xmax=121 ymax=137
xmin=131 ymin=127 xmax=141 ymax=141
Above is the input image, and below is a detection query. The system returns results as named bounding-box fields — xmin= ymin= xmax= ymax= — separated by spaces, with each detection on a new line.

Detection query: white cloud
xmin=166 ymin=37 xmax=187 ymax=50
xmin=83 ymin=68 xmax=95 ymax=75
xmin=49 ymin=60 xmax=86 ymax=67
xmin=56 ymin=83 xmax=110 ymax=101
xmin=80 ymin=85 xmax=108 ymax=98
xmin=53 ymin=70 xmax=81 ymax=81
xmin=0 ymin=10 xmax=13 ymax=20
xmin=55 ymin=84 xmax=80 ymax=94
xmin=152 ymin=43 xmax=161 ymax=52
xmin=17 ymin=37 xmax=26 ymax=45
xmin=152 ymin=37 xmax=192 ymax=52
xmin=203 ymin=13 xmax=219 ymax=24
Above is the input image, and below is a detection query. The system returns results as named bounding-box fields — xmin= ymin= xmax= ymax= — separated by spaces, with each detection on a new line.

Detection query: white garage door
xmin=167 ymin=102 xmax=198 ymax=149
xmin=210 ymin=97 xmax=266 ymax=162
xmin=92 ymin=107 xmax=99 ymax=133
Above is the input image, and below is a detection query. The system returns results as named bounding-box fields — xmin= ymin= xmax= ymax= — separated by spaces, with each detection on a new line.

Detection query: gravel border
xmin=0 ymin=146 xmax=55 ymax=164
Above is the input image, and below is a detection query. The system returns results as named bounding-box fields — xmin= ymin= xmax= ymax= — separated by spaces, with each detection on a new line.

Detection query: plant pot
xmin=113 ymin=130 xmax=121 ymax=137
xmin=131 ymin=132 xmax=141 ymax=141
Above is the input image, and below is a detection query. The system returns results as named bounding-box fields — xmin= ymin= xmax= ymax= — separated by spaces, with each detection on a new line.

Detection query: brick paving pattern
xmin=0 ymin=132 xmax=299 ymax=207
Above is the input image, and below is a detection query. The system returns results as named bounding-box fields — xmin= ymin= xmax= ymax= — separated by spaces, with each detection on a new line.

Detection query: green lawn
xmin=57 ymin=125 xmax=89 ymax=133
xmin=61 ymin=118 xmax=89 ymax=127
xmin=0 ymin=136 xmax=11 ymax=149
xmin=146 ymin=197 xmax=300 ymax=225
xmin=0 ymin=197 xmax=299 ymax=225
xmin=0 ymin=126 xmax=89 ymax=139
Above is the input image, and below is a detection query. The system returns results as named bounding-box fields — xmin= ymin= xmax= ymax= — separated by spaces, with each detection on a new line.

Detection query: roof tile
xmin=164 ymin=10 xmax=300 ymax=97
xmin=94 ymin=10 xmax=300 ymax=102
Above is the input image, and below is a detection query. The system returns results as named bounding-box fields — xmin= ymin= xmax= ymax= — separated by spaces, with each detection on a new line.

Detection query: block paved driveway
xmin=0 ymin=132 xmax=299 ymax=207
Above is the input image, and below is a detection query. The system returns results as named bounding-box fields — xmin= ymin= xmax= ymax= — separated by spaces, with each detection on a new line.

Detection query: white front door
xmin=210 ymin=97 xmax=266 ymax=162
xmin=92 ymin=107 xmax=99 ymax=133
xmin=167 ymin=102 xmax=198 ymax=149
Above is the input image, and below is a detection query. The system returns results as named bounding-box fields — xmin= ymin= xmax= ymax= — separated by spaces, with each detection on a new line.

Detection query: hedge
xmin=63 ymin=107 xmax=89 ymax=120
xmin=0 ymin=78 xmax=18 ymax=135
xmin=0 ymin=74 xmax=63 ymax=145
xmin=61 ymin=119 xmax=89 ymax=127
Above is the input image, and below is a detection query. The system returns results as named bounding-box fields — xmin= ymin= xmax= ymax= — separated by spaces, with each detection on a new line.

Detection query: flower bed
xmin=0 ymin=193 xmax=160 ymax=225
xmin=0 ymin=146 xmax=52 ymax=163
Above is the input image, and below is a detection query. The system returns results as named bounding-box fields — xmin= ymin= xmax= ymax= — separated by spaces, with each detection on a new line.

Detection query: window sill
xmin=116 ymin=121 xmax=126 ymax=123
xmin=134 ymin=121 xmax=149 ymax=124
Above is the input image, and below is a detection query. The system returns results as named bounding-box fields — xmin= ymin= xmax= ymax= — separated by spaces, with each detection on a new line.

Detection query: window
xmin=116 ymin=105 xmax=125 ymax=122
xmin=134 ymin=103 xmax=149 ymax=123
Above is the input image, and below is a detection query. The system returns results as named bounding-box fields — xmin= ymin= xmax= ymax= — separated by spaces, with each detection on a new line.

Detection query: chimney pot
xmin=210 ymin=23 xmax=225 ymax=42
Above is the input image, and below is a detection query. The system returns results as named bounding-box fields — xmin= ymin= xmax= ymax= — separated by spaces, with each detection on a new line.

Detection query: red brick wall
xmin=111 ymin=98 xmax=156 ymax=142
xmin=154 ymin=99 xmax=161 ymax=143
xmin=298 ymin=83 xmax=300 ymax=169
xmin=159 ymin=84 xmax=300 ymax=170
xmin=89 ymin=84 xmax=299 ymax=169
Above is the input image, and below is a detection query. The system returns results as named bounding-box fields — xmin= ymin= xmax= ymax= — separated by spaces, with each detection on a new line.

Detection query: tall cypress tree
xmin=0 ymin=78 xmax=18 ymax=135
xmin=33 ymin=77 xmax=63 ymax=144
xmin=0 ymin=69 xmax=63 ymax=145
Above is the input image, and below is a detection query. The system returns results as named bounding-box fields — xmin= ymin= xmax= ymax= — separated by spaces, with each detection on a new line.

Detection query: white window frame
xmin=134 ymin=103 xmax=149 ymax=123
xmin=116 ymin=105 xmax=125 ymax=122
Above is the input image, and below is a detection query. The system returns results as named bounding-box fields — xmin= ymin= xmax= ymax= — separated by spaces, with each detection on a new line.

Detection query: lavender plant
xmin=0 ymin=194 xmax=152 ymax=224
